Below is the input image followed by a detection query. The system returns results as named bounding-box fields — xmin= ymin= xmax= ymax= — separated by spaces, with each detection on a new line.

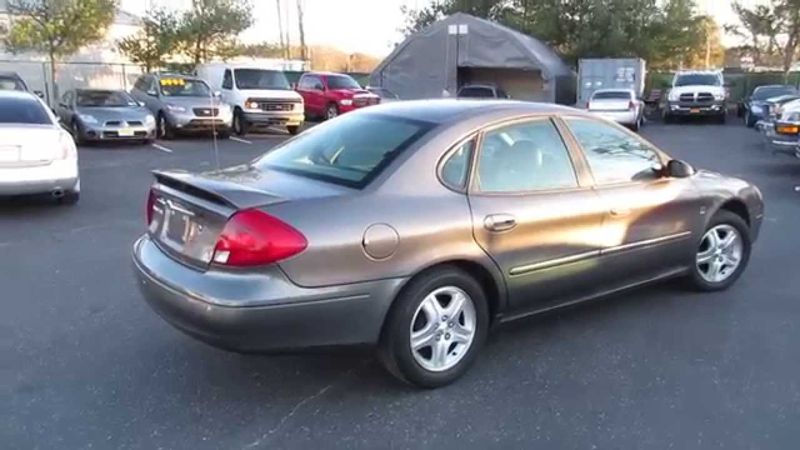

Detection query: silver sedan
xmin=587 ymin=88 xmax=645 ymax=131
xmin=56 ymin=89 xmax=156 ymax=144
xmin=133 ymin=100 xmax=763 ymax=388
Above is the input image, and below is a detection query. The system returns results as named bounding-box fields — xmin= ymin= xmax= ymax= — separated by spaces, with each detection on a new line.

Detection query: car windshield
xmin=0 ymin=76 xmax=25 ymax=91
xmin=674 ymin=74 xmax=721 ymax=87
xmin=753 ymin=86 xmax=799 ymax=100
xmin=234 ymin=69 xmax=290 ymax=90
xmin=593 ymin=91 xmax=631 ymax=100
xmin=76 ymin=90 xmax=137 ymax=107
xmin=327 ymin=75 xmax=361 ymax=90
xmin=159 ymin=78 xmax=211 ymax=97
xmin=0 ymin=96 xmax=52 ymax=124
xmin=254 ymin=113 xmax=433 ymax=188
xmin=458 ymin=87 xmax=495 ymax=98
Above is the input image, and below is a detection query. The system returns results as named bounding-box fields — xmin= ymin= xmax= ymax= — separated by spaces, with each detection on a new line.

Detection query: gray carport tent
xmin=370 ymin=13 xmax=576 ymax=104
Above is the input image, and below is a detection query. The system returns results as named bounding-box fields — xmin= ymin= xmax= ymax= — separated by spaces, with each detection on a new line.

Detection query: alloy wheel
xmin=158 ymin=115 xmax=167 ymax=138
xmin=696 ymin=224 xmax=744 ymax=283
xmin=326 ymin=105 xmax=338 ymax=120
xmin=409 ymin=286 xmax=476 ymax=372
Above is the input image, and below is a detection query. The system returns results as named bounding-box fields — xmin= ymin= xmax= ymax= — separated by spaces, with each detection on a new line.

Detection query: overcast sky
xmin=124 ymin=0 xmax=762 ymax=57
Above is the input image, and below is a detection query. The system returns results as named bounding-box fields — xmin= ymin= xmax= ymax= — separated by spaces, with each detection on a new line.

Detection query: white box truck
xmin=196 ymin=63 xmax=305 ymax=135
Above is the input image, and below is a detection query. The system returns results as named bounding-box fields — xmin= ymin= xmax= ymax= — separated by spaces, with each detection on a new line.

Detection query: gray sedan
xmin=57 ymin=89 xmax=156 ymax=144
xmin=133 ymin=100 xmax=764 ymax=388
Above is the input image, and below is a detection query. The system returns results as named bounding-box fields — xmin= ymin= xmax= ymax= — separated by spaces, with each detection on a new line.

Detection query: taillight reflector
xmin=146 ymin=188 xmax=156 ymax=225
xmin=213 ymin=209 xmax=307 ymax=267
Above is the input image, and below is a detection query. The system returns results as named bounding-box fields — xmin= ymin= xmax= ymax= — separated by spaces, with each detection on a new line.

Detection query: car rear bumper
xmin=0 ymin=159 xmax=79 ymax=195
xmin=243 ymin=111 xmax=304 ymax=127
xmin=590 ymin=110 xmax=638 ymax=125
xmin=132 ymin=235 xmax=404 ymax=352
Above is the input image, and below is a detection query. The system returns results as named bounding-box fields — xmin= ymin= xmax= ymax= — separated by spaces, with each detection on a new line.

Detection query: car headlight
xmin=144 ymin=114 xmax=156 ymax=125
xmin=668 ymin=91 xmax=679 ymax=102
xmin=58 ymin=131 xmax=77 ymax=159
xmin=78 ymin=114 xmax=98 ymax=124
xmin=247 ymin=101 xmax=260 ymax=109
xmin=339 ymin=99 xmax=353 ymax=106
xmin=751 ymin=105 xmax=763 ymax=114
xmin=166 ymin=104 xmax=186 ymax=113
xmin=714 ymin=93 xmax=725 ymax=101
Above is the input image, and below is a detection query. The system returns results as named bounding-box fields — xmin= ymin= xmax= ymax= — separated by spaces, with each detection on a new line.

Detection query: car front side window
xmin=564 ymin=117 xmax=662 ymax=185
xmin=476 ymin=119 xmax=578 ymax=193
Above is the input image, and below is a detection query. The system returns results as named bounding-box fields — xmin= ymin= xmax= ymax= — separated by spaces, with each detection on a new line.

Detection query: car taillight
xmin=629 ymin=101 xmax=635 ymax=110
xmin=212 ymin=209 xmax=307 ymax=267
xmin=146 ymin=188 xmax=156 ymax=225
xmin=58 ymin=131 xmax=76 ymax=159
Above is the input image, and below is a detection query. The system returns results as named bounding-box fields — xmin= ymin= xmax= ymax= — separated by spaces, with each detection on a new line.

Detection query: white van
xmin=196 ymin=63 xmax=304 ymax=135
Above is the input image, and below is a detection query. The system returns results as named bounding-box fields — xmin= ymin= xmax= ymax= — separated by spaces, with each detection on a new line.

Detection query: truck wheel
xmin=233 ymin=109 xmax=249 ymax=136
xmin=287 ymin=125 xmax=300 ymax=135
xmin=325 ymin=103 xmax=339 ymax=121
xmin=157 ymin=113 xmax=174 ymax=140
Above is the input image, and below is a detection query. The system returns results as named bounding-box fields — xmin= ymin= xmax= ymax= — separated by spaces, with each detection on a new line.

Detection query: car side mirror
xmin=667 ymin=159 xmax=695 ymax=178
xmin=213 ymin=90 xmax=222 ymax=98
xmin=315 ymin=84 xmax=324 ymax=91
xmin=137 ymin=101 xmax=146 ymax=107
xmin=146 ymin=90 xmax=158 ymax=97
xmin=34 ymin=90 xmax=44 ymax=99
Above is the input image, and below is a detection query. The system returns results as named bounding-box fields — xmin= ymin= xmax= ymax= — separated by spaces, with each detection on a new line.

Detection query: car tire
xmin=631 ymin=116 xmax=642 ymax=132
xmin=744 ymin=110 xmax=756 ymax=128
xmin=71 ymin=120 xmax=85 ymax=146
xmin=58 ymin=190 xmax=80 ymax=205
xmin=215 ymin=129 xmax=231 ymax=139
xmin=287 ymin=125 xmax=300 ymax=136
xmin=378 ymin=266 xmax=489 ymax=388
xmin=233 ymin=109 xmax=249 ymax=136
xmin=687 ymin=210 xmax=751 ymax=292
xmin=157 ymin=113 xmax=174 ymax=140
xmin=325 ymin=103 xmax=339 ymax=121
xmin=142 ymin=138 xmax=155 ymax=146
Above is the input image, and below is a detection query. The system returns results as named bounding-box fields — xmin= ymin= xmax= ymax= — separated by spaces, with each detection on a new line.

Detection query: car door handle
xmin=484 ymin=214 xmax=517 ymax=232
xmin=610 ymin=207 xmax=632 ymax=217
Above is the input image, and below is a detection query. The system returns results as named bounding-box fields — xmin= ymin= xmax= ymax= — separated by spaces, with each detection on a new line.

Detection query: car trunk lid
xmin=0 ymin=125 xmax=62 ymax=167
xmin=588 ymin=99 xmax=631 ymax=111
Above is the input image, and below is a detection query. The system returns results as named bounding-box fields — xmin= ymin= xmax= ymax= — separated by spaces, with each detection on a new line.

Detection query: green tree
xmin=728 ymin=0 xmax=800 ymax=73
xmin=117 ymin=9 xmax=179 ymax=72
xmin=1 ymin=0 xmax=117 ymax=99
xmin=178 ymin=0 xmax=254 ymax=65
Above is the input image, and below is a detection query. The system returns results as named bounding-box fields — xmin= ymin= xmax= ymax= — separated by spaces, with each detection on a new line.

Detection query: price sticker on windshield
xmin=160 ymin=78 xmax=186 ymax=87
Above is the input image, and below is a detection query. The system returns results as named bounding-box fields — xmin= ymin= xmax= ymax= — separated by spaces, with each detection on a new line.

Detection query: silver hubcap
xmin=327 ymin=106 xmax=337 ymax=119
xmin=409 ymin=286 xmax=476 ymax=372
xmin=159 ymin=116 xmax=166 ymax=137
xmin=696 ymin=224 xmax=743 ymax=283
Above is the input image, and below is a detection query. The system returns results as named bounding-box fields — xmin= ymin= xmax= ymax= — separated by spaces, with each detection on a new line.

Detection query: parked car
xmin=296 ymin=72 xmax=379 ymax=120
xmin=367 ymin=86 xmax=401 ymax=103
xmin=740 ymin=85 xmax=800 ymax=127
xmin=130 ymin=73 xmax=233 ymax=140
xmin=0 ymin=90 xmax=79 ymax=204
xmin=196 ymin=63 xmax=304 ymax=136
xmin=0 ymin=71 xmax=28 ymax=92
xmin=457 ymin=84 xmax=510 ymax=99
xmin=761 ymin=101 xmax=800 ymax=157
xmin=56 ymin=89 xmax=156 ymax=145
xmin=586 ymin=88 xmax=644 ymax=131
xmin=133 ymin=100 xmax=763 ymax=388
xmin=663 ymin=70 xmax=727 ymax=123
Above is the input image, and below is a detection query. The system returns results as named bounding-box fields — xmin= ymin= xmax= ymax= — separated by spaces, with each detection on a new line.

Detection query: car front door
xmin=467 ymin=116 xmax=609 ymax=315
xmin=56 ymin=91 xmax=74 ymax=123
xmin=561 ymin=116 xmax=703 ymax=285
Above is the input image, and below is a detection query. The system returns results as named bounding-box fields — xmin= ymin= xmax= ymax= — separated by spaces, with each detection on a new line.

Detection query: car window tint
xmin=133 ymin=76 xmax=146 ymax=91
xmin=0 ymin=96 xmax=53 ymax=124
xmin=459 ymin=87 xmax=494 ymax=98
xmin=0 ymin=76 xmax=25 ymax=91
xmin=565 ymin=117 xmax=661 ymax=184
xmin=477 ymin=119 xmax=578 ymax=192
xmin=441 ymin=139 xmax=475 ymax=189
xmin=222 ymin=70 xmax=233 ymax=89
xmin=255 ymin=113 xmax=434 ymax=188
xmin=593 ymin=91 xmax=631 ymax=100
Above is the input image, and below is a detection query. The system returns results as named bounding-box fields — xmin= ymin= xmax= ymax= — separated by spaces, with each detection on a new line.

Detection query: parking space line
xmin=151 ymin=143 xmax=174 ymax=153
xmin=229 ymin=136 xmax=252 ymax=145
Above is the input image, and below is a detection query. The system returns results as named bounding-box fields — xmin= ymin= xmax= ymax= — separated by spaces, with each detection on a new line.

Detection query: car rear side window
xmin=255 ymin=113 xmax=434 ymax=188
xmin=0 ymin=76 xmax=25 ymax=91
xmin=564 ymin=117 xmax=661 ymax=185
xmin=476 ymin=119 xmax=578 ymax=192
xmin=441 ymin=138 xmax=475 ymax=190
xmin=459 ymin=87 xmax=494 ymax=98
xmin=593 ymin=91 xmax=631 ymax=100
xmin=0 ymin=97 xmax=52 ymax=124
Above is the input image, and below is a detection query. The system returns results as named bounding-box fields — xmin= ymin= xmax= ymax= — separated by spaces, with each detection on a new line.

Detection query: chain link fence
xmin=0 ymin=60 xmax=144 ymax=105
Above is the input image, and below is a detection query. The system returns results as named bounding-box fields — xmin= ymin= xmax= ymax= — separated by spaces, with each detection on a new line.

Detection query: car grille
xmin=105 ymin=121 xmax=121 ymax=126
xmin=103 ymin=120 xmax=144 ymax=127
xmin=697 ymin=92 xmax=714 ymax=102
xmin=193 ymin=108 xmax=219 ymax=117
xmin=353 ymin=97 xmax=380 ymax=107
xmin=677 ymin=92 xmax=715 ymax=105
xmin=250 ymin=98 xmax=301 ymax=112
xmin=103 ymin=131 xmax=148 ymax=138
xmin=127 ymin=121 xmax=143 ymax=126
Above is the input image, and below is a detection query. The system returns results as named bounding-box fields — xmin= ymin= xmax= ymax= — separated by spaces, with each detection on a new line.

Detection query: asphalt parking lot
xmin=3 ymin=120 xmax=800 ymax=449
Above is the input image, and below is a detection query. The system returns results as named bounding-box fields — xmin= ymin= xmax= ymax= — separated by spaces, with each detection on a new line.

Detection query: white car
xmin=0 ymin=90 xmax=80 ymax=204
xmin=587 ymin=88 xmax=644 ymax=131
xmin=196 ymin=63 xmax=305 ymax=136
xmin=664 ymin=70 xmax=727 ymax=123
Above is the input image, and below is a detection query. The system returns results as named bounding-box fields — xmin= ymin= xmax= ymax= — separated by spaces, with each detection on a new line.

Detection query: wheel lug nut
xmin=448 ymin=322 xmax=454 ymax=327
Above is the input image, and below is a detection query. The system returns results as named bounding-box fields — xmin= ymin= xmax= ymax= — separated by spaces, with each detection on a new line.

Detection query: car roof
xmin=364 ymin=99 xmax=578 ymax=124
xmin=0 ymin=71 xmax=23 ymax=78
xmin=754 ymin=84 xmax=797 ymax=91
xmin=0 ymin=90 xmax=38 ymax=100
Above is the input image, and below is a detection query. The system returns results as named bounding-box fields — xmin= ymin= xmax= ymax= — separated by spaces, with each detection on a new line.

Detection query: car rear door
xmin=560 ymin=116 xmax=703 ymax=285
xmin=467 ymin=116 xmax=608 ymax=315
xmin=296 ymin=75 xmax=319 ymax=115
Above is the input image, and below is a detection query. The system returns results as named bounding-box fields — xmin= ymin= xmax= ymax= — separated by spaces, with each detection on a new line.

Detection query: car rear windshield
xmin=0 ymin=97 xmax=52 ymax=124
xmin=753 ymin=86 xmax=799 ymax=100
xmin=76 ymin=90 xmax=137 ymax=107
xmin=159 ymin=78 xmax=211 ymax=97
xmin=458 ymin=87 xmax=495 ymax=98
xmin=327 ymin=75 xmax=361 ymax=90
xmin=0 ymin=76 xmax=26 ymax=91
xmin=254 ymin=113 xmax=434 ymax=188
xmin=674 ymin=74 xmax=721 ymax=87
xmin=234 ymin=69 xmax=290 ymax=90
xmin=593 ymin=91 xmax=631 ymax=100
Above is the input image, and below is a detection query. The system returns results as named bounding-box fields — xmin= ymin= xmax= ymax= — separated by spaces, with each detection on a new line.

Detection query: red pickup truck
xmin=296 ymin=72 xmax=380 ymax=120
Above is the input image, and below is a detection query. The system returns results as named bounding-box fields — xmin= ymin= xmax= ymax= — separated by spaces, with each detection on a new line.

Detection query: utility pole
xmin=276 ymin=0 xmax=287 ymax=59
xmin=284 ymin=0 xmax=291 ymax=59
xmin=297 ymin=0 xmax=307 ymax=62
